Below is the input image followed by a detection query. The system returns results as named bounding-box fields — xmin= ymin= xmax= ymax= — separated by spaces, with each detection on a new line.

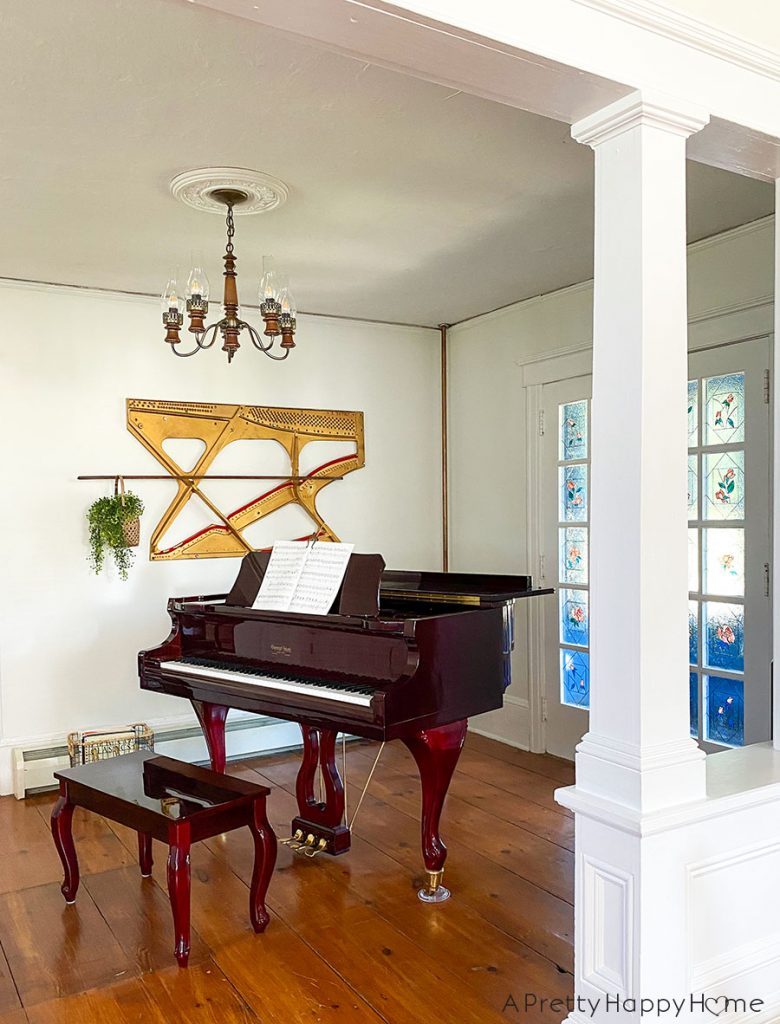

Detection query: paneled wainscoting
xmin=0 ymin=733 xmax=575 ymax=1023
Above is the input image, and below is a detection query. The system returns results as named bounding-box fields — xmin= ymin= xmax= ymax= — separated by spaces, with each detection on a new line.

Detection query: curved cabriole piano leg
xmin=402 ymin=719 xmax=468 ymax=903
xmin=192 ymin=700 xmax=229 ymax=773
xmin=291 ymin=725 xmax=351 ymax=855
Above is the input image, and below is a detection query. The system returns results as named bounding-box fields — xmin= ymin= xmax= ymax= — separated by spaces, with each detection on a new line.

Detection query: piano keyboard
xmin=158 ymin=657 xmax=375 ymax=708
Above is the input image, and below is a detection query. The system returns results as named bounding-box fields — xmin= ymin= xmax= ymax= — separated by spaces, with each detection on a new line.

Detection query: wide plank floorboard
xmin=0 ymin=734 xmax=574 ymax=1020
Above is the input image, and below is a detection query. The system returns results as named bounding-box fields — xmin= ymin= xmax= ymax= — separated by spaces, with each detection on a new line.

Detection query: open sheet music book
xmin=251 ymin=541 xmax=354 ymax=615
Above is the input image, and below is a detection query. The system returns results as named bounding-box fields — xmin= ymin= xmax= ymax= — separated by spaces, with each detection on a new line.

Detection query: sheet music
xmin=287 ymin=542 xmax=354 ymax=615
xmin=252 ymin=542 xmax=309 ymax=611
xmin=252 ymin=540 xmax=354 ymax=615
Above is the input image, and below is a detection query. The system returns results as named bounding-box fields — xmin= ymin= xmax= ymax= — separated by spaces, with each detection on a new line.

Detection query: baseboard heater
xmin=12 ymin=714 xmax=301 ymax=799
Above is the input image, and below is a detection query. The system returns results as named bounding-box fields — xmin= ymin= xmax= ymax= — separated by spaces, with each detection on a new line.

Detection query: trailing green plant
xmin=86 ymin=492 xmax=144 ymax=580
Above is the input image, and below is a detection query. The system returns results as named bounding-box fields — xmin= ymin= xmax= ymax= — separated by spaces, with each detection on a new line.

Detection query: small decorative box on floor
xmin=67 ymin=723 xmax=154 ymax=766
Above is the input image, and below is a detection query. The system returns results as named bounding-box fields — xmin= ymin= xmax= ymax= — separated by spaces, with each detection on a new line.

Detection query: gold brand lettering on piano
xmin=271 ymin=643 xmax=292 ymax=657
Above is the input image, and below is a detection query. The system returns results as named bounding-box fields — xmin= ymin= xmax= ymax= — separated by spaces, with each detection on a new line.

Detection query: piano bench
xmin=50 ymin=751 xmax=277 ymax=967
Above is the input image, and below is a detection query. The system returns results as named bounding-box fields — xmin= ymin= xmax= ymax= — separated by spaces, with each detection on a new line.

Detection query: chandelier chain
xmin=225 ymin=204 xmax=235 ymax=255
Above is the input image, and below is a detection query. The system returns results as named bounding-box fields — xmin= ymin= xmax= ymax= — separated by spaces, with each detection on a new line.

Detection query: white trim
xmin=687 ymin=215 xmax=774 ymax=255
xmin=572 ymin=0 xmax=780 ymax=83
xmin=525 ymin=384 xmax=547 ymax=752
xmin=572 ymin=89 xmax=709 ymax=147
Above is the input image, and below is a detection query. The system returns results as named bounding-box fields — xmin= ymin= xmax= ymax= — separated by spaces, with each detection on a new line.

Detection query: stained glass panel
xmin=689 ymin=601 xmax=698 ymax=665
xmin=688 ymin=379 xmax=698 ymax=447
xmin=704 ymin=601 xmax=745 ymax=673
xmin=688 ymin=529 xmax=699 ymax=593
xmin=690 ymin=672 xmax=699 ymax=738
xmin=559 ymin=527 xmax=588 ymax=585
xmin=703 ymin=451 xmax=744 ymax=521
xmin=688 ymin=455 xmax=698 ymax=519
xmin=560 ymin=401 xmax=588 ymax=461
xmin=704 ymin=372 xmax=745 ymax=446
xmin=561 ymin=649 xmax=590 ymax=708
xmin=560 ymin=465 xmax=588 ymax=522
xmin=705 ymin=675 xmax=744 ymax=746
xmin=560 ymin=589 xmax=589 ymax=646
xmin=703 ymin=528 xmax=744 ymax=597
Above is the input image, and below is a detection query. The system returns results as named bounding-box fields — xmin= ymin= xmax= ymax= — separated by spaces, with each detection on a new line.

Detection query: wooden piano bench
xmin=50 ymin=751 xmax=277 ymax=967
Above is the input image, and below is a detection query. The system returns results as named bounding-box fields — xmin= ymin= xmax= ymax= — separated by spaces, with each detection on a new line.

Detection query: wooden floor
xmin=0 ymin=733 xmax=575 ymax=1023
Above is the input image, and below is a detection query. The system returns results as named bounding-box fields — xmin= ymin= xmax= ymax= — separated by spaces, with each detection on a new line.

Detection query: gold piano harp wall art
xmin=126 ymin=399 xmax=365 ymax=560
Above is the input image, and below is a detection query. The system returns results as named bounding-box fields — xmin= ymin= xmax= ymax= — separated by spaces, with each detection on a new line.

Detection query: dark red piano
xmin=139 ymin=551 xmax=552 ymax=901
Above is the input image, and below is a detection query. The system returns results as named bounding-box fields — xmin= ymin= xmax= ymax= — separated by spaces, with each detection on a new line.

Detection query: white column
xmin=572 ymin=91 xmax=709 ymax=813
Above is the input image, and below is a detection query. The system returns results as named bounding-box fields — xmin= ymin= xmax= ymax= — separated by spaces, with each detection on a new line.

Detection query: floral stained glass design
xmin=559 ymin=527 xmax=588 ymax=586
xmin=703 ymin=528 xmax=744 ymax=597
xmin=703 ymin=452 xmax=744 ymax=521
xmin=704 ymin=601 xmax=744 ymax=673
xmin=560 ymin=401 xmax=588 ymax=461
xmin=689 ymin=602 xmax=699 ymax=665
xmin=561 ymin=649 xmax=590 ymax=708
xmin=688 ymin=380 xmax=698 ymax=447
xmin=688 ymin=455 xmax=698 ymax=519
xmin=688 ymin=529 xmax=699 ymax=593
xmin=560 ymin=465 xmax=588 ymax=523
xmin=690 ymin=672 xmax=699 ymax=738
xmin=560 ymin=589 xmax=589 ymax=647
xmin=705 ymin=675 xmax=744 ymax=746
xmin=704 ymin=372 xmax=745 ymax=446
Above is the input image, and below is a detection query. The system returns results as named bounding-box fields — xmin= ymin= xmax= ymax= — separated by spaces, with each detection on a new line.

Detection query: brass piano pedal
xmin=304 ymin=838 xmax=328 ymax=859
xmin=281 ymin=829 xmax=304 ymax=850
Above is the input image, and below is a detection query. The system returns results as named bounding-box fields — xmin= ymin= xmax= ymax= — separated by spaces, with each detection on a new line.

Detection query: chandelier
xmin=161 ymin=187 xmax=297 ymax=364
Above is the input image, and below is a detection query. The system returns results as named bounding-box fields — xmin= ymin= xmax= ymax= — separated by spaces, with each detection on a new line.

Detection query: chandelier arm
xmin=194 ymin=323 xmax=221 ymax=350
xmin=242 ymin=320 xmax=276 ymax=353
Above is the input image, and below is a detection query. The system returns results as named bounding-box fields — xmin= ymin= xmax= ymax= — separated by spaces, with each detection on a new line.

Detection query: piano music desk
xmin=50 ymin=751 xmax=277 ymax=967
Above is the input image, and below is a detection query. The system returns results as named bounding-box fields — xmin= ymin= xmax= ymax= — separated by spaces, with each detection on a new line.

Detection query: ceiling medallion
xmin=169 ymin=166 xmax=289 ymax=215
xmin=162 ymin=169 xmax=296 ymax=364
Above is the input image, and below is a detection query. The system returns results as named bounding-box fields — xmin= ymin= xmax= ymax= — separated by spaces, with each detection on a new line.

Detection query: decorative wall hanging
xmin=125 ymin=398 xmax=365 ymax=561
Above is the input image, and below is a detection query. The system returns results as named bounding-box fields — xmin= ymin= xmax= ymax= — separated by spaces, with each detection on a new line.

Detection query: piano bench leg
xmin=192 ymin=700 xmax=229 ymax=774
xmin=138 ymin=832 xmax=153 ymax=877
xmin=248 ymin=796 xmax=277 ymax=933
xmin=402 ymin=719 xmax=468 ymax=903
xmin=51 ymin=783 xmax=80 ymax=904
xmin=166 ymin=824 xmax=192 ymax=968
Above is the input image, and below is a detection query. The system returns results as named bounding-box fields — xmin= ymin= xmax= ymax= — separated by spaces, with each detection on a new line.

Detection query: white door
xmin=539 ymin=338 xmax=771 ymax=760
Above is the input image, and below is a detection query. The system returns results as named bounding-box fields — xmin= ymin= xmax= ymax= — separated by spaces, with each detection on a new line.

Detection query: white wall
xmin=0 ymin=282 xmax=441 ymax=789
xmin=450 ymin=216 xmax=774 ymax=745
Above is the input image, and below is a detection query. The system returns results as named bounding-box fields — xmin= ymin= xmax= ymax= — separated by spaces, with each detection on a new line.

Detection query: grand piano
xmin=139 ymin=551 xmax=552 ymax=901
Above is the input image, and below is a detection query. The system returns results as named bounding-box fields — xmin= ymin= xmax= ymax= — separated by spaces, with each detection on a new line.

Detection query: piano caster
xmin=418 ymin=869 xmax=450 ymax=904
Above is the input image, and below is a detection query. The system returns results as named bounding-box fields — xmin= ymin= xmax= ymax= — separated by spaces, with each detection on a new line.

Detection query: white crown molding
xmin=687 ymin=213 xmax=774 ymax=254
xmin=573 ymin=0 xmax=780 ymax=83
xmin=572 ymin=89 xmax=709 ymax=147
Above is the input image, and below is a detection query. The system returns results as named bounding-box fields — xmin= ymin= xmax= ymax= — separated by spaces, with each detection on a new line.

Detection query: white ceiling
xmin=1 ymin=0 xmax=773 ymax=325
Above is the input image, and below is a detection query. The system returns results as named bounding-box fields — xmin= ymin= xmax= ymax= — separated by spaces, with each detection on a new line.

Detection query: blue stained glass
xmin=705 ymin=675 xmax=744 ymax=746
xmin=688 ymin=455 xmax=698 ymax=519
xmin=688 ymin=380 xmax=698 ymax=447
xmin=560 ymin=589 xmax=589 ymax=646
xmin=689 ymin=601 xmax=698 ymax=665
xmin=690 ymin=672 xmax=699 ymax=738
xmin=704 ymin=601 xmax=744 ymax=673
xmin=560 ymin=401 xmax=588 ymax=461
xmin=560 ymin=465 xmax=588 ymax=522
xmin=559 ymin=527 xmax=588 ymax=585
xmin=561 ymin=649 xmax=590 ymax=708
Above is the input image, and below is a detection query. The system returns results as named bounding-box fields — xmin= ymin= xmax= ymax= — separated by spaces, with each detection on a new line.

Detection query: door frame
xmin=525 ymin=331 xmax=773 ymax=756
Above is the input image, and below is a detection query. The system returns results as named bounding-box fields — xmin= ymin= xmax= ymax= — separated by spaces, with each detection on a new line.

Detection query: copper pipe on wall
xmin=439 ymin=324 xmax=450 ymax=572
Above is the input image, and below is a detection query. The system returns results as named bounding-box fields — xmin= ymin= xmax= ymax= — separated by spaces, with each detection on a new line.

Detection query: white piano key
xmin=158 ymin=660 xmax=373 ymax=707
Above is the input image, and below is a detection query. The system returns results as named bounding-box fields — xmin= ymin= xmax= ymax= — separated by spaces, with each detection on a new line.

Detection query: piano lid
xmin=225 ymin=550 xmax=547 ymax=613
xmin=379 ymin=570 xmax=540 ymax=605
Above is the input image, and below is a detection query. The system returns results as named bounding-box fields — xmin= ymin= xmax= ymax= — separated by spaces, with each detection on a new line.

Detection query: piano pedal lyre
xmin=304 ymin=837 xmax=328 ymax=859
xmin=281 ymin=828 xmax=305 ymax=852
xmin=418 ymin=869 xmax=450 ymax=904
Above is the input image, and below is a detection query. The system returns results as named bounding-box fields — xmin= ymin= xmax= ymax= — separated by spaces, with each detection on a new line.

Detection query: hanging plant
xmin=86 ymin=479 xmax=144 ymax=580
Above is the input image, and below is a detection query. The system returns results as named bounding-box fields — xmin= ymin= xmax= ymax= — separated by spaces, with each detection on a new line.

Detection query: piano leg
xmin=291 ymin=725 xmax=351 ymax=855
xmin=192 ymin=700 xmax=229 ymax=773
xmin=402 ymin=718 xmax=468 ymax=903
